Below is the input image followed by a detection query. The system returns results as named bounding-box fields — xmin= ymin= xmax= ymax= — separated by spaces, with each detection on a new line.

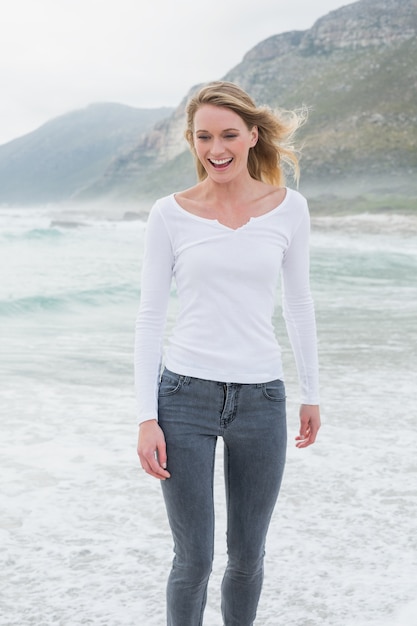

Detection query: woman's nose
xmin=210 ymin=137 xmax=224 ymax=155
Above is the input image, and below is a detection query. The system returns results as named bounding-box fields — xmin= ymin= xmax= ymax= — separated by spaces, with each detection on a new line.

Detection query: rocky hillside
xmin=0 ymin=104 xmax=173 ymax=204
xmin=1 ymin=0 xmax=415 ymax=207
xmin=84 ymin=0 xmax=417 ymax=203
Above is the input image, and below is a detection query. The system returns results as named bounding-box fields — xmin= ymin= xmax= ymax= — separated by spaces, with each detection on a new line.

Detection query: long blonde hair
xmin=185 ymin=81 xmax=306 ymax=186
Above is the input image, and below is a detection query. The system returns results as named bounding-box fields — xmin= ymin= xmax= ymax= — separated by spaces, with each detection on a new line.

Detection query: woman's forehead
xmin=193 ymin=105 xmax=245 ymax=131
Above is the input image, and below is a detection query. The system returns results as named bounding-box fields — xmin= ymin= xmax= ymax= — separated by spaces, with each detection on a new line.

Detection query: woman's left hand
xmin=295 ymin=404 xmax=321 ymax=448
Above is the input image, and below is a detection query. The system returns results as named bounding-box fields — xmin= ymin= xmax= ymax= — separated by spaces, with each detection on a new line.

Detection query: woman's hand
xmin=137 ymin=419 xmax=171 ymax=480
xmin=295 ymin=404 xmax=321 ymax=448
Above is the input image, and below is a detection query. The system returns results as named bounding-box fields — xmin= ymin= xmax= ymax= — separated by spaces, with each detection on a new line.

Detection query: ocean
xmin=1 ymin=203 xmax=416 ymax=626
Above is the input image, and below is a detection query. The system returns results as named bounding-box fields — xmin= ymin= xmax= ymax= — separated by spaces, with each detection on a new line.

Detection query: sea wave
xmin=0 ymin=284 xmax=138 ymax=316
xmin=311 ymin=212 xmax=417 ymax=235
xmin=1 ymin=227 xmax=65 ymax=241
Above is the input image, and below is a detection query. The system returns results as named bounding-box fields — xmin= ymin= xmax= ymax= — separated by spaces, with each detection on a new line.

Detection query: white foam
xmin=1 ymin=208 xmax=417 ymax=625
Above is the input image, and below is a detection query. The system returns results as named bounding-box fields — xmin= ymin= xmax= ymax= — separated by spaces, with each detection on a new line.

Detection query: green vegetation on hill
xmin=0 ymin=0 xmax=416 ymax=210
xmin=89 ymin=0 xmax=417 ymax=206
xmin=225 ymin=30 xmax=417 ymax=194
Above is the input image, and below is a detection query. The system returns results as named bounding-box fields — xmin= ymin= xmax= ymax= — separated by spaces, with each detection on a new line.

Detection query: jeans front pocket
xmin=159 ymin=369 xmax=185 ymax=397
xmin=261 ymin=379 xmax=286 ymax=402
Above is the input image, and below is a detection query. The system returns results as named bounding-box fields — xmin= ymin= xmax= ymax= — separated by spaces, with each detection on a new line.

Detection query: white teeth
xmin=210 ymin=158 xmax=232 ymax=165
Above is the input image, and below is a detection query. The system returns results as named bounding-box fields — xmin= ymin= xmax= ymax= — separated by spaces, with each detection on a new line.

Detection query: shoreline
xmin=1 ymin=194 xmax=417 ymax=235
xmin=311 ymin=211 xmax=417 ymax=235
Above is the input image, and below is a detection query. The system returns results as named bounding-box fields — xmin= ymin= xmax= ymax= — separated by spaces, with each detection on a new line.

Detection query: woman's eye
xmin=197 ymin=135 xmax=210 ymax=140
xmin=224 ymin=134 xmax=238 ymax=139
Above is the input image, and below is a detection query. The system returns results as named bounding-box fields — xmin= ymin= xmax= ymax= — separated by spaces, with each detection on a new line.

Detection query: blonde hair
xmin=185 ymin=81 xmax=306 ymax=186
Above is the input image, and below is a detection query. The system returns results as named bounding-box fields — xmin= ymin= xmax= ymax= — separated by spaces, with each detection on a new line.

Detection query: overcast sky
xmin=0 ymin=0 xmax=351 ymax=145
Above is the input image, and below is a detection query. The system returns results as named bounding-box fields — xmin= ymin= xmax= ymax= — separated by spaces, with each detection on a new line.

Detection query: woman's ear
xmin=250 ymin=126 xmax=258 ymax=147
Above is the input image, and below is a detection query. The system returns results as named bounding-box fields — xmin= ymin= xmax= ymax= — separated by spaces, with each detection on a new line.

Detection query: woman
xmin=135 ymin=81 xmax=320 ymax=626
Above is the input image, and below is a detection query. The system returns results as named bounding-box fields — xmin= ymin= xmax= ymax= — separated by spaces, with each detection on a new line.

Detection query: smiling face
xmin=192 ymin=104 xmax=258 ymax=183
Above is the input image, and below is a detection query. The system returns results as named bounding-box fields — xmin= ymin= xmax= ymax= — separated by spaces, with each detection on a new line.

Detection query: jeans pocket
xmin=159 ymin=369 xmax=184 ymax=397
xmin=262 ymin=379 xmax=286 ymax=401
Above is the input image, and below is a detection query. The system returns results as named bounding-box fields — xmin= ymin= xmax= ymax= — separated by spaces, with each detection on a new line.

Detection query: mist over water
xmin=1 ymin=205 xmax=416 ymax=625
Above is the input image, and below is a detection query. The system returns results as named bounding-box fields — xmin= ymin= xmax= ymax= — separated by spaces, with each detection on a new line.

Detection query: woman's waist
xmin=164 ymin=343 xmax=284 ymax=385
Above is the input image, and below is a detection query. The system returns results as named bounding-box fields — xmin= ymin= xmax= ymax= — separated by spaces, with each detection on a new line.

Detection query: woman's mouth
xmin=208 ymin=158 xmax=233 ymax=170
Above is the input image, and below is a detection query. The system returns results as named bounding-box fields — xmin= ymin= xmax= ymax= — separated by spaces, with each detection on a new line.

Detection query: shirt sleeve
xmin=281 ymin=200 xmax=320 ymax=404
xmin=134 ymin=201 xmax=174 ymax=423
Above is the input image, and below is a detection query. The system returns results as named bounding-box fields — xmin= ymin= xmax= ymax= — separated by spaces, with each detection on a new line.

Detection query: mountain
xmin=1 ymin=0 xmax=416 ymax=208
xmin=0 ymin=103 xmax=173 ymax=205
xmin=82 ymin=0 xmax=417 ymax=206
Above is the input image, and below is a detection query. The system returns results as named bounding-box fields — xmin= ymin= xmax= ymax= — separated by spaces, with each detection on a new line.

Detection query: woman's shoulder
xmin=170 ymin=184 xmax=213 ymax=219
xmin=152 ymin=192 xmax=177 ymax=208
xmin=285 ymin=186 xmax=308 ymax=204
xmin=143 ymin=194 xmax=179 ymax=234
xmin=173 ymin=184 xmax=205 ymax=209
xmin=250 ymin=182 xmax=307 ymax=213
xmin=284 ymin=187 xmax=310 ymax=217
xmin=148 ymin=193 xmax=178 ymax=218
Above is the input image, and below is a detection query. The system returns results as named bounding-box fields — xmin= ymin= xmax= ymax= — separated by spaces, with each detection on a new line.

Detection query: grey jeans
xmin=158 ymin=368 xmax=287 ymax=626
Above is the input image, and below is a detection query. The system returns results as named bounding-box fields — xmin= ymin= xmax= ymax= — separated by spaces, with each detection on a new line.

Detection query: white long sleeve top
xmin=134 ymin=187 xmax=319 ymax=423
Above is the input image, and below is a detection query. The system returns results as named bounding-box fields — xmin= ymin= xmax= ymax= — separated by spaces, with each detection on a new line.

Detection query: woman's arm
xmin=281 ymin=200 xmax=321 ymax=446
xmin=134 ymin=202 xmax=174 ymax=423
xmin=134 ymin=201 xmax=174 ymax=477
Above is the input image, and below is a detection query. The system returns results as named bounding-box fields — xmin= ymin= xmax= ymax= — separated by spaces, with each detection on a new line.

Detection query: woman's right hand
xmin=137 ymin=419 xmax=171 ymax=480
